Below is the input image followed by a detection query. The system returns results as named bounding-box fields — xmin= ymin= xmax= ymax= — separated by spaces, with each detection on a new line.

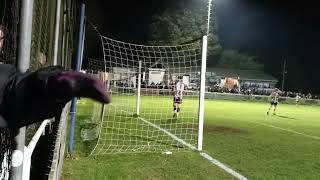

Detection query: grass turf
xmin=62 ymin=97 xmax=320 ymax=180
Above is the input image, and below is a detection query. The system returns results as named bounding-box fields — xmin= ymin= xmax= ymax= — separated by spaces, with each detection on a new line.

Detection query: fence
xmin=0 ymin=0 xmax=19 ymax=65
xmin=205 ymin=92 xmax=320 ymax=105
xmin=0 ymin=0 xmax=75 ymax=179
xmin=102 ymin=86 xmax=320 ymax=106
xmin=1 ymin=0 xmax=21 ymax=178
xmin=48 ymin=105 xmax=70 ymax=180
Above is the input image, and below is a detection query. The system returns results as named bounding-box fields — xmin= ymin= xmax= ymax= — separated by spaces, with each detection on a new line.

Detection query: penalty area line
xmin=252 ymin=121 xmax=320 ymax=140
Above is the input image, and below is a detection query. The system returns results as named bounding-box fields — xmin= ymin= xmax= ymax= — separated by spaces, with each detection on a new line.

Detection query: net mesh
xmin=88 ymin=35 xmax=203 ymax=155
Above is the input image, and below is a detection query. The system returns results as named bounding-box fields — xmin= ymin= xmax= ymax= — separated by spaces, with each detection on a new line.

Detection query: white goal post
xmin=87 ymin=35 xmax=207 ymax=155
xmin=198 ymin=35 xmax=207 ymax=151
xmin=136 ymin=60 xmax=142 ymax=116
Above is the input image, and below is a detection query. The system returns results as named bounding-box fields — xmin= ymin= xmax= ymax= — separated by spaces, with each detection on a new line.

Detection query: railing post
xmin=11 ymin=0 xmax=34 ymax=179
xmin=68 ymin=2 xmax=86 ymax=157
xmin=53 ymin=0 xmax=62 ymax=65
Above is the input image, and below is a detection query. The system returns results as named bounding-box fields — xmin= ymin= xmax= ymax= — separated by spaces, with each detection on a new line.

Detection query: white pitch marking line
xmin=137 ymin=116 xmax=248 ymax=180
xmin=107 ymin=105 xmax=248 ymax=180
xmin=200 ymin=152 xmax=248 ymax=180
xmin=253 ymin=121 xmax=320 ymax=140
xmin=137 ymin=117 xmax=197 ymax=151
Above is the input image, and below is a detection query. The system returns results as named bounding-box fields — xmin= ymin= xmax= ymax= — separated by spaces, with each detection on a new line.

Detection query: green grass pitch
xmin=62 ymin=97 xmax=320 ymax=180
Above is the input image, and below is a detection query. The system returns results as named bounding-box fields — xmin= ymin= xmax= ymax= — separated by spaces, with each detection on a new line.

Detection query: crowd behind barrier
xmin=109 ymin=80 xmax=319 ymax=100
xmin=208 ymin=84 xmax=319 ymax=100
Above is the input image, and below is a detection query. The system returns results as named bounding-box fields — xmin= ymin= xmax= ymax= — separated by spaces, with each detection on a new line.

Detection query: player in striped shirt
xmin=267 ymin=88 xmax=281 ymax=115
xmin=173 ymin=76 xmax=185 ymax=118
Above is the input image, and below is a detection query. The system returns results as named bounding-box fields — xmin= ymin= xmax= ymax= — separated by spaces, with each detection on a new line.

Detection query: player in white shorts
xmin=267 ymin=88 xmax=281 ymax=115
xmin=173 ymin=76 xmax=185 ymax=118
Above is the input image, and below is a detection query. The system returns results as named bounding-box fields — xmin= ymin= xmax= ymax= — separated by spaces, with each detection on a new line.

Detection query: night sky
xmin=83 ymin=0 xmax=320 ymax=93
xmin=215 ymin=0 xmax=320 ymax=93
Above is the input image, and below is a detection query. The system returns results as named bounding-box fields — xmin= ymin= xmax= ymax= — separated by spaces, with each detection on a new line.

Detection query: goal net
xmin=87 ymin=35 xmax=206 ymax=155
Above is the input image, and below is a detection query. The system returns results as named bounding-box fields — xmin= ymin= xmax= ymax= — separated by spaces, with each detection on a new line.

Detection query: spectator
xmin=0 ymin=25 xmax=4 ymax=50
xmin=0 ymin=25 xmax=4 ymax=63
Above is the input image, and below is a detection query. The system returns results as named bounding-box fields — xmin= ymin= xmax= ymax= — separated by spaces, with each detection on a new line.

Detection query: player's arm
xmin=0 ymin=65 xmax=110 ymax=129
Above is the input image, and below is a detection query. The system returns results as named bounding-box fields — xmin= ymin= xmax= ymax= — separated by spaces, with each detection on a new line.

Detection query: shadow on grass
xmin=275 ymin=115 xmax=300 ymax=120
xmin=164 ymin=118 xmax=178 ymax=124
xmin=132 ymin=135 xmax=185 ymax=149
xmin=100 ymin=126 xmax=186 ymax=150
xmin=204 ymin=125 xmax=248 ymax=135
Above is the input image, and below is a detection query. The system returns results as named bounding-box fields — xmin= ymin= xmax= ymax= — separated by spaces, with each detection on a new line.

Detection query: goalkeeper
xmin=173 ymin=76 xmax=185 ymax=118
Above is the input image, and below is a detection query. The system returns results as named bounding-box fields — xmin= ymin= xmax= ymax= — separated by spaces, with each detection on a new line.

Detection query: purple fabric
xmin=48 ymin=71 xmax=110 ymax=103
xmin=0 ymin=65 xmax=111 ymax=129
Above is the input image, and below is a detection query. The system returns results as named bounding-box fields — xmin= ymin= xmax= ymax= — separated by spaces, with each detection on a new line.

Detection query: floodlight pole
xmin=68 ymin=2 xmax=85 ymax=157
xmin=281 ymin=59 xmax=286 ymax=91
xmin=207 ymin=0 xmax=213 ymax=35
xmin=11 ymin=0 xmax=34 ymax=179
xmin=198 ymin=36 xmax=208 ymax=151
xmin=136 ymin=61 xmax=142 ymax=115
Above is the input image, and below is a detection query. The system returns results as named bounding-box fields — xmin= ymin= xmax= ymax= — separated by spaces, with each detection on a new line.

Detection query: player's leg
xmin=176 ymin=103 xmax=180 ymax=118
xmin=177 ymin=97 xmax=182 ymax=117
xmin=173 ymin=97 xmax=177 ymax=118
xmin=173 ymin=98 xmax=181 ymax=118
xmin=177 ymin=98 xmax=182 ymax=112
xmin=267 ymin=103 xmax=272 ymax=115
xmin=273 ymin=104 xmax=277 ymax=115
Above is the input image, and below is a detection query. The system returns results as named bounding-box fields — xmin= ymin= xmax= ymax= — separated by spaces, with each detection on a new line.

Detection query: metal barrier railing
xmin=0 ymin=0 xmax=75 ymax=179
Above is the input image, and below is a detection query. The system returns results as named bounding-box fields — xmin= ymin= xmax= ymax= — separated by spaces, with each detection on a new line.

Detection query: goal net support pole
xmin=136 ymin=60 xmax=142 ymax=116
xmin=198 ymin=35 xmax=208 ymax=151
